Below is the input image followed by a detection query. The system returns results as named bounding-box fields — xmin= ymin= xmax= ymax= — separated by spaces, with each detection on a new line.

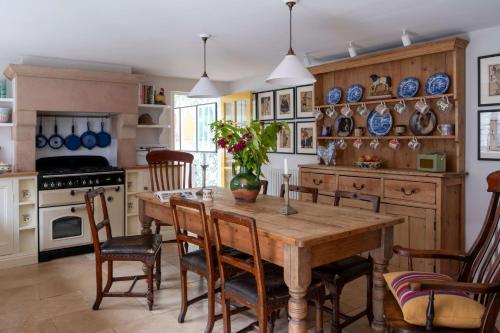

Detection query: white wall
xmin=464 ymin=25 xmax=500 ymax=248
xmin=230 ymin=27 xmax=500 ymax=249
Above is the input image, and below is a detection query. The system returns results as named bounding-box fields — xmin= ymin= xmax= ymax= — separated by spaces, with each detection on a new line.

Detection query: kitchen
xmin=0 ymin=1 xmax=499 ymax=333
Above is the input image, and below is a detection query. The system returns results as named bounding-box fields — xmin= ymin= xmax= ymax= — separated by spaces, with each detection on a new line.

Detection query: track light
xmin=401 ymin=29 xmax=412 ymax=47
xmin=348 ymin=42 xmax=357 ymax=58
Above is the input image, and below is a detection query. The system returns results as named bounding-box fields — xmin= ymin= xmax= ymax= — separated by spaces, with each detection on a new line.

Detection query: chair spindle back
xmin=146 ymin=150 xmax=194 ymax=191
xmin=84 ymin=188 xmax=113 ymax=256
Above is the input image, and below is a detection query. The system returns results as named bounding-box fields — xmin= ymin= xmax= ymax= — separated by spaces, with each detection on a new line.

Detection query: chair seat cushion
xmin=224 ymin=264 xmax=323 ymax=308
xmin=101 ymin=234 xmax=162 ymax=257
xmin=181 ymin=249 xmax=216 ymax=274
xmin=384 ymin=271 xmax=485 ymax=329
xmin=312 ymin=255 xmax=371 ymax=284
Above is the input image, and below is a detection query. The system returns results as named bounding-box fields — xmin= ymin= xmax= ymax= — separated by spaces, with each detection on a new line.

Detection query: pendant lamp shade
xmin=188 ymin=75 xmax=220 ymax=98
xmin=266 ymin=54 xmax=316 ymax=86
xmin=188 ymin=34 xmax=220 ymax=98
xmin=266 ymin=0 xmax=316 ymax=86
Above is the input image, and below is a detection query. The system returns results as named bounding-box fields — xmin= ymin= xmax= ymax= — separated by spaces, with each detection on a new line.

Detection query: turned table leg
xmin=139 ymin=199 xmax=153 ymax=235
xmin=371 ymin=226 xmax=394 ymax=332
xmin=284 ymin=245 xmax=311 ymax=333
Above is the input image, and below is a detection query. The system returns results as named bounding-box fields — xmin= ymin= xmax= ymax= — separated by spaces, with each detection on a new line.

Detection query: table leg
xmin=371 ymin=226 xmax=394 ymax=332
xmin=139 ymin=199 xmax=153 ymax=235
xmin=284 ymin=245 xmax=311 ymax=333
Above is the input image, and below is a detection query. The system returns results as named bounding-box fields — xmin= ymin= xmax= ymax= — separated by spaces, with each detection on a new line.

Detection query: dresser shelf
xmin=316 ymin=93 xmax=454 ymax=109
xmin=318 ymin=135 xmax=456 ymax=140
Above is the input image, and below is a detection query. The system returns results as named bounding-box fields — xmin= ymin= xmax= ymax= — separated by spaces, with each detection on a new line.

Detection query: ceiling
xmin=1 ymin=0 xmax=500 ymax=82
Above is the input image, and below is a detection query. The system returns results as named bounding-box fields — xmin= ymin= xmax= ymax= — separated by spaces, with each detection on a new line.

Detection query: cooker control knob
xmin=88 ymin=179 xmax=93 ymax=185
xmin=57 ymin=181 xmax=63 ymax=188
xmin=95 ymin=179 xmax=100 ymax=185
xmin=43 ymin=182 xmax=49 ymax=189
xmin=68 ymin=180 xmax=73 ymax=187
xmin=81 ymin=180 xmax=87 ymax=186
xmin=117 ymin=177 xmax=123 ymax=183
xmin=50 ymin=182 xmax=55 ymax=188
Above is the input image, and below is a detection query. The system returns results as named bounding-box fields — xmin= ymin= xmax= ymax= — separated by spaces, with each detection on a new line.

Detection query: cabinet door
xmin=381 ymin=203 xmax=436 ymax=272
xmin=0 ymin=180 xmax=15 ymax=255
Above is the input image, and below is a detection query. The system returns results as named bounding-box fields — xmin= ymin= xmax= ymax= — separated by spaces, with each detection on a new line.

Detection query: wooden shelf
xmin=137 ymin=124 xmax=169 ymax=129
xmin=0 ymin=123 xmax=13 ymax=127
xmin=318 ymin=135 xmax=456 ymax=140
xmin=138 ymin=104 xmax=169 ymax=109
xmin=316 ymin=93 xmax=454 ymax=109
xmin=0 ymin=98 xmax=14 ymax=103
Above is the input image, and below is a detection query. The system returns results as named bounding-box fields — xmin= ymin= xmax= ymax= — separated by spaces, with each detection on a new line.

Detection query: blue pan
xmin=64 ymin=120 xmax=81 ymax=151
xmin=96 ymin=120 xmax=111 ymax=148
xmin=48 ymin=119 xmax=64 ymax=149
xmin=80 ymin=121 xmax=97 ymax=150
xmin=36 ymin=123 xmax=48 ymax=148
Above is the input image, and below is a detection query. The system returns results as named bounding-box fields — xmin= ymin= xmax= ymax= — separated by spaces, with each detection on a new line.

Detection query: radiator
xmin=261 ymin=166 xmax=299 ymax=199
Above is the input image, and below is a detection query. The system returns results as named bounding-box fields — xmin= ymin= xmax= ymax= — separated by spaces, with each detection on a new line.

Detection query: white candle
xmin=202 ymin=153 xmax=207 ymax=165
xmin=284 ymin=158 xmax=288 ymax=175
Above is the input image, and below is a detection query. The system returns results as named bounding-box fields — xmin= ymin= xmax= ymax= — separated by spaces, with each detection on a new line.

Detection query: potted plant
xmin=211 ymin=120 xmax=283 ymax=202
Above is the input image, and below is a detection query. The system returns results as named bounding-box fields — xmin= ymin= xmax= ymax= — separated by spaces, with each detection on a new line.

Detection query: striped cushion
xmin=384 ymin=271 xmax=485 ymax=329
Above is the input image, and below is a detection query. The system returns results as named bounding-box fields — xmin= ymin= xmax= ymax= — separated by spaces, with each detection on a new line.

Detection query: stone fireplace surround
xmin=4 ymin=64 xmax=144 ymax=171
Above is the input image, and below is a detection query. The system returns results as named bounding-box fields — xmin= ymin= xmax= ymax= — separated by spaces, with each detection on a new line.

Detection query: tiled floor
xmin=0 ymin=243 xmax=375 ymax=333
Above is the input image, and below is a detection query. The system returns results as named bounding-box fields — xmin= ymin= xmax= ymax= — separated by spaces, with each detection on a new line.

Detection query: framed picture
xmin=274 ymin=123 xmax=295 ymax=154
xmin=296 ymin=121 xmax=316 ymax=154
xmin=478 ymin=53 xmax=500 ymax=106
xmin=296 ymin=85 xmax=314 ymax=118
xmin=252 ymin=93 xmax=257 ymax=120
xmin=478 ymin=109 xmax=500 ymax=160
xmin=257 ymin=91 xmax=274 ymax=120
xmin=275 ymin=88 xmax=295 ymax=120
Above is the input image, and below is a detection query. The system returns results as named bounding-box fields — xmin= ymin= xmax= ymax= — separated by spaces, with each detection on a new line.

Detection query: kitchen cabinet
xmin=0 ymin=179 xmax=15 ymax=256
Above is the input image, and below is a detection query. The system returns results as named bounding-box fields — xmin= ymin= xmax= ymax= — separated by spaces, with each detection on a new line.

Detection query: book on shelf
xmin=154 ymin=189 xmax=197 ymax=203
xmin=139 ymin=84 xmax=156 ymax=105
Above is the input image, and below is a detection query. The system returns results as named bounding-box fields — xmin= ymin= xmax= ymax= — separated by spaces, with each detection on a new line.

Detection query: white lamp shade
xmin=188 ymin=76 xmax=220 ymax=98
xmin=266 ymin=54 xmax=316 ymax=86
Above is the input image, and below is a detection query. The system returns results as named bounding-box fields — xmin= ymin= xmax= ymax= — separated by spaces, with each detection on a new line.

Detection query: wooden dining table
xmin=137 ymin=189 xmax=404 ymax=333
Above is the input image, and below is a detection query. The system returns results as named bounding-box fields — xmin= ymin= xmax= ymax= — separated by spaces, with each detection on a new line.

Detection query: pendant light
xmin=188 ymin=34 xmax=220 ymax=98
xmin=266 ymin=0 xmax=316 ymax=86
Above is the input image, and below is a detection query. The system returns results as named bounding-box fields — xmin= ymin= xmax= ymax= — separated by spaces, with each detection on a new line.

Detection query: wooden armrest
xmin=410 ymin=280 xmax=500 ymax=294
xmin=393 ymin=245 xmax=468 ymax=261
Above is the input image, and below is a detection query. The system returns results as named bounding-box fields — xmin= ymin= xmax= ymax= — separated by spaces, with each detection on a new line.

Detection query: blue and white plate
xmin=397 ymin=77 xmax=419 ymax=98
xmin=346 ymin=84 xmax=363 ymax=103
xmin=326 ymin=86 xmax=342 ymax=105
xmin=425 ymin=72 xmax=450 ymax=95
xmin=367 ymin=110 xmax=393 ymax=137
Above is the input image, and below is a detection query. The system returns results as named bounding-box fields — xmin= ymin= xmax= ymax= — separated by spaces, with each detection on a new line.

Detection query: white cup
xmin=203 ymin=188 xmax=214 ymax=201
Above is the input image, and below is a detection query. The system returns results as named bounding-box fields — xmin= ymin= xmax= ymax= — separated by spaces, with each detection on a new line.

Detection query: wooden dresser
xmin=299 ymin=164 xmax=465 ymax=276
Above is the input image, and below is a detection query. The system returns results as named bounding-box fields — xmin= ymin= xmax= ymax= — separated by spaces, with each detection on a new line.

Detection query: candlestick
xmin=202 ymin=153 xmax=207 ymax=165
xmin=196 ymin=164 xmax=209 ymax=196
xmin=284 ymin=158 xmax=288 ymax=175
xmin=279 ymin=173 xmax=298 ymax=215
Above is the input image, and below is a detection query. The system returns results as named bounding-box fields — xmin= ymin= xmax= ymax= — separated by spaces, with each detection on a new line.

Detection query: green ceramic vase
xmin=230 ymin=166 xmax=261 ymax=203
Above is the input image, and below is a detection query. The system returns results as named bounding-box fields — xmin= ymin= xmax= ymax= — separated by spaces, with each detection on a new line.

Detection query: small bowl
xmin=0 ymin=163 xmax=12 ymax=174
xmin=0 ymin=107 xmax=11 ymax=123
xmin=354 ymin=160 xmax=384 ymax=169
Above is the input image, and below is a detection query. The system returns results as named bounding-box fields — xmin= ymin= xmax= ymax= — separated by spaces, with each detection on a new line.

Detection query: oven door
xmin=39 ymin=204 xmax=91 ymax=251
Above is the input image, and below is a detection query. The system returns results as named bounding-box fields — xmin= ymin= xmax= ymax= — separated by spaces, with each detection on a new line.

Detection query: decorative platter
xmin=425 ymin=72 xmax=450 ymax=95
xmin=355 ymin=160 xmax=384 ymax=169
xmin=366 ymin=110 xmax=393 ymax=136
xmin=326 ymin=86 xmax=342 ymax=105
xmin=346 ymin=84 xmax=363 ymax=103
xmin=397 ymin=77 xmax=419 ymax=98
xmin=409 ymin=110 xmax=437 ymax=135
xmin=334 ymin=115 xmax=354 ymax=137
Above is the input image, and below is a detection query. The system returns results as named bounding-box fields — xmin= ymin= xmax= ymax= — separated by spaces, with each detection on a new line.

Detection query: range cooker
xmin=37 ymin=156 xmax=125 ymax=261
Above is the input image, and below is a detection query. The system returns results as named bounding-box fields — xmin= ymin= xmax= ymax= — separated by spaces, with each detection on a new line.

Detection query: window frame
xmin=174 ymin=101 xmax=218 ymax=153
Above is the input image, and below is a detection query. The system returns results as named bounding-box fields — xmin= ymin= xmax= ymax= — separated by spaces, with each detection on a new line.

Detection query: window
xmin=173 ymin=93 xmax=217 ymax=152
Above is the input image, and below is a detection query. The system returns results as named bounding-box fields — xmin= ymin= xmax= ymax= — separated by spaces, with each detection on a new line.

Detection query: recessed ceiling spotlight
xmin=401 ymin=29 xmax=412 ymax=47
xmin=348 ymin=41 xmax=357 ymax=58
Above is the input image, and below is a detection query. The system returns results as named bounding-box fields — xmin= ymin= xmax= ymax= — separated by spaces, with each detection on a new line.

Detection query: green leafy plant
xmin=210 ymin=120 xmax=286 ymax=177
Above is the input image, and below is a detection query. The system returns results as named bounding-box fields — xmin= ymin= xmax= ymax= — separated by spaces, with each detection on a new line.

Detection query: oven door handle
xmin=70 ymin=206 xmax=86 ymax=213
xmin=70 ymin=189 xmax=91 ymax=196
xmin=103 ymin=186 xmax=121 ymax=193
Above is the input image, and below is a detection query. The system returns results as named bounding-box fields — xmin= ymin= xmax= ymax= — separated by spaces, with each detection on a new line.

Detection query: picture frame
xmin=296 ymin=85 xmax=314 ymax=118
xmin=478 ymin=53 xmax=500 ymax=106
xmin=257 ymin=91 xmax=274 ymax=120
xmin=478 ymin=109 xmax=500 ymax=161
xmin=274 ymin=122 xmax=295 ymax=154
xmin=296 ymin=121 xmax=317 ymax=154
xmin=275 ymin=88 xmax=295 ymax=120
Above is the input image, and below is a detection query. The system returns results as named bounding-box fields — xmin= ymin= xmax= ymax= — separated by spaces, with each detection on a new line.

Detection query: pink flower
xmin=217 ymin=138 xmax=228 ymax=148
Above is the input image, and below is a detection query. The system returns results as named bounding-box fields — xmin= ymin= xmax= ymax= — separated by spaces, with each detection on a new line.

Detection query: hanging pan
xmin=36 ymin=120 xmax=48 ymax=148
xmin=96 ymin=120 xmax=111 ymax=148
xmin=64 ymin=119 xmax=81 ymax=151
xmin=48 ymin=117 xmax=64 ymax=149
xmin=80 ymin=120 xmax=97 ymax=150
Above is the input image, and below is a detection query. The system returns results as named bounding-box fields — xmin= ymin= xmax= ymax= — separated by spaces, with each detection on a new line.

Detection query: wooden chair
xmin=146 ymin=149 xmax=194 ymax=237
xmin=385 ymin=170 xmax=500 ymax=333
xmin=313 ymin=191 xmax=381 ymax=333
xmin=84 ymin=188 xmax=162 ymax=310
xmin=170 ymin=197 xmax=218 ymax=333
xmin=280 ymin=184 xmax=319 ymax=203
xmin=211 ymin=208 xmax=325 ymax=333
xmin=260 ymin=180 xmax=269 ymax=195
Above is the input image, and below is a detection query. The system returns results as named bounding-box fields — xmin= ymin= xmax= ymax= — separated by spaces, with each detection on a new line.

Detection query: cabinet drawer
xmin=338 ymin=176 xmax=381 ymax=196
xmin=384 ymin=179 xmax=436 ymax=204
xmin=301 ymin=172 xmax=336 ymax=194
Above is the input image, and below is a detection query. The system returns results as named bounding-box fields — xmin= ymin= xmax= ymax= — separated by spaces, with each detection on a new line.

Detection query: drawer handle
xmin=352 ymin=183 xmax=365 ymax=190
xmin=70 ymin=189 xmax=90 ymax=196
xmin=312 ymin=179 xmax=323 ymax=186
xmin=400 ymin=187 xmax=417 ymax=196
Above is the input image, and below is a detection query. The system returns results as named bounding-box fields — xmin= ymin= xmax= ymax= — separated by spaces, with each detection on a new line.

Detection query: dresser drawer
xmin=384 ymin=179 xmax=436 ymax=204
xmin=338 ymin=176 xmax=381 ymax=196
xmin=301 ymin=172 xmax=336 ymax=194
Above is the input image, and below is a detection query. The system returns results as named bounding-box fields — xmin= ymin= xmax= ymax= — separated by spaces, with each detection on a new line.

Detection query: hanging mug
xmin=337 ymin=139 xmax=348 ymax=150
xmin=375 ymin=102 xmax=389 ymax=115
xmin=356 ymin=103 xmax=370 ymax=117
xmin=341 ymin=104 xmax=353 ymax=117
xmin=313 ymin=109 xmax=324 ymax=120
xmin=436 ymin=96 xmax=452 ymax=113
xmin=408 ymin=137 xmax=421 ymax=151
xmin=388 ymin=138 xmax=401 ymax=150
xmin=394 ymin=99 xmax=408 ymax=115
xmin=415 ymin=98 xmax=430 ymax=114
xmin=369 ymin=138 xmax=380 ymax=150
xmin=353 ymin=138 xmax=363 ymax=150
xmin=326 ymin=106 xmax=337 ymax=118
